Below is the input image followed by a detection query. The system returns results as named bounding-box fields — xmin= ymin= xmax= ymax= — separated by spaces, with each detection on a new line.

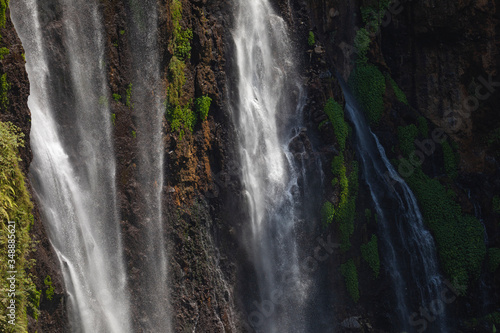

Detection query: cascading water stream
xmin=232 ymin=1 xmax=311 ymax=332
xmin=126 ymin=0 xmax=171 ymax=331
xmin=11 ymin=1 xmax=131 ymax=332
xmin=341 ymin=80 xmax=448 ymax=332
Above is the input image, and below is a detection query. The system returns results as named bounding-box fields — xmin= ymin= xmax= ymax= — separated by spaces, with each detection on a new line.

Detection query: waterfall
xmin=126 ymin=0 xmax=171 ymax=331
xmin=341 ymin=81 xmax=448 ymax=332
xmin=11 ymin=0 xmax=131 ymax=332
xmin=232 ymin=1 xmax=311 ymax=332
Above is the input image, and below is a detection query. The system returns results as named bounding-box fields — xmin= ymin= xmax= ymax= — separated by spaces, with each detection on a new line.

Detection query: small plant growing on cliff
xmin=307 ymin=31 xmax=315 ymax=47
xmin=44 ymin=275 xmax=54 ymax=301
xmin=195 ymin=96 xmax=211 ymax=121
xmin=126 ymin=83 xmax=133 ymax=108
xmin=341 ymin=259 xmax=360 ymax=302
xmin=0 ymin=47 xmax=9 ymax=60
xmin=361 ymin=234 xmax=380 ymax=278
xmin=324 ymin=98 xmax=348 ymax=151
xmin=354 ymin=28 xmax=370 ymax=63
xmin=112 ymin=93 xmax=121 ymax=102
xmin=488 ymin=248 xmax=500 ymax=273
xmin=111 ymin=113 xmax=116 ymax=126
xmin=0 ymin=0 xmax=8 ymax=29
xmin=0 ymin=73 xmax=10 ymax=111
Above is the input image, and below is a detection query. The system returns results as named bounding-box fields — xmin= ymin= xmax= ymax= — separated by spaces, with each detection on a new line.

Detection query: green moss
xmin=417 ymin=116 xmax=428 ymax=138
xmin=397 ymin=124 xmax=418 ymax=157
xmin=336 ymin=161 xmax=358 ymax=251
xmin=112 ymin=93 xmax=121 ymax=102
xmin=488 ymin=248 xmax=500 ymax=273
xmin=307 ymin=31 xmax=315 ymax=47
xmin=1 ymin=73 xmax=10 ymax=111
xmin=386 ymin=74 xmax=408 ymax=105
xmin=341 ymin=259 xmax=360 ymax=302
xmin=111 ymin=113 xmax=116 ymax=126
xmin=321 ymin=201 xmax=335 ymax=225
xmin=354 ymin=28 xmax=370 ymax=64
xmin=44 ymin=276 xmax=54 ymax=301
xmin=441 ymin=141 xmax=458 ymax=179
xmin=349 ymin=64 xmax=386 ymax=125
xmin=125 ymin=83 xmax=133 ymax=108
xmin=405 ymin=167 xmax=486 ymax=292
xmin=131 ymin=130 xmax=136 ymax=138
xmin=361 ymin=234 xmax=380 ymax=278
xmin=0 ymin=120 xmax=37 ymax=331
xmin=194 ymin=95 xmax=211 ymax=121
xmin=324 ymin=98 xmax=348 ymax=151
xmin=119 ymin=29 xmax=125 ymax=35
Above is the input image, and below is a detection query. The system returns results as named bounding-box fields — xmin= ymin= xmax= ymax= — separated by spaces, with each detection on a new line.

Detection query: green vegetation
xmin=131 ymin=130 xmax=136 ymax=138
xmin=0 ymin=121 xmax=38 ymax=331
xmin=417 ymin=116 xmax=428 ymax=138
xmin=349 ymin=64 xmax=386 ymax=125
xmin=354 ymin=28 xmax=370 ymax=63
xmin=119 ymin=29 xmax=125 ymax=35
xmin=488 ymin=248 xmax=500 ymax=273
xmin=397 ymin=124 xmax=418 ymax=157
xmin=441 ymin=141 xmax=458 ymax=179
xmin=307 ymin=31 xmax=315 ymax=47
xmin=492 ymin=196 xmax=500 ymax=214
xmin=386 ymin=74 xmax=409 ymax=105
xmin=0 ymin=0 xmax=9 ymax=30
xmin=170 ymin=0 xmax=192 ymax=60
xmin=194 ymin=95 xmax=211 ymax=121
xmin=0 ymin=47 xmax=9 ymax=60
xmin=321 ymin=201 xmax=335 ymax=225
xmin=44 ymin=275 xmax=54 ymax=301
xmin=324 ymin=98 xmax=348 ymax=151
xmin=111 ymin=113 xmax=116 ymax=126
xmin=341 ymin=259 xmax=360 ymax=302
xmin=361 ymin=234 xmax=380 ymax=278
xmin=330 ymin=157 xmax=358 ymax=251
xmin=166 ymin=0 xmax=197 ymax=138
xmin=112 ymin=93 xmax=121 ymax=102
xmin=364 ymin=208 xmax=372 ymax=222
xmin=405 ymin=167 xmax=486 ymax=292
xmin=1 ymin=73 xmax=10 ymax=111
xmin=125 ymin=83 xmax=133 ymax=108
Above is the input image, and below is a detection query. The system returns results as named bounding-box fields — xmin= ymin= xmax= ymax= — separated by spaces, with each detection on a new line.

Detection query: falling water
xmin=126 ymin=0 xmax=171 ymax=331
xmin=11 ymin=0 xmax=131 ymax=332
xmin=232 ymin=1 xmax=310 ymax=332
xmin=341 ymin=80 xmax=448 ymax=332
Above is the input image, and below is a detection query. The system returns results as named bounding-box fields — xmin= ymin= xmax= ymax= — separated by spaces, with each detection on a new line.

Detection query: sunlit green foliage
xmin=195 ymin=96 xmax=211 ymax=121
xmin=0 ymin=121 xmax=38 ymax=331
xmin=0 ymin=73 xmax=10 ymax=111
